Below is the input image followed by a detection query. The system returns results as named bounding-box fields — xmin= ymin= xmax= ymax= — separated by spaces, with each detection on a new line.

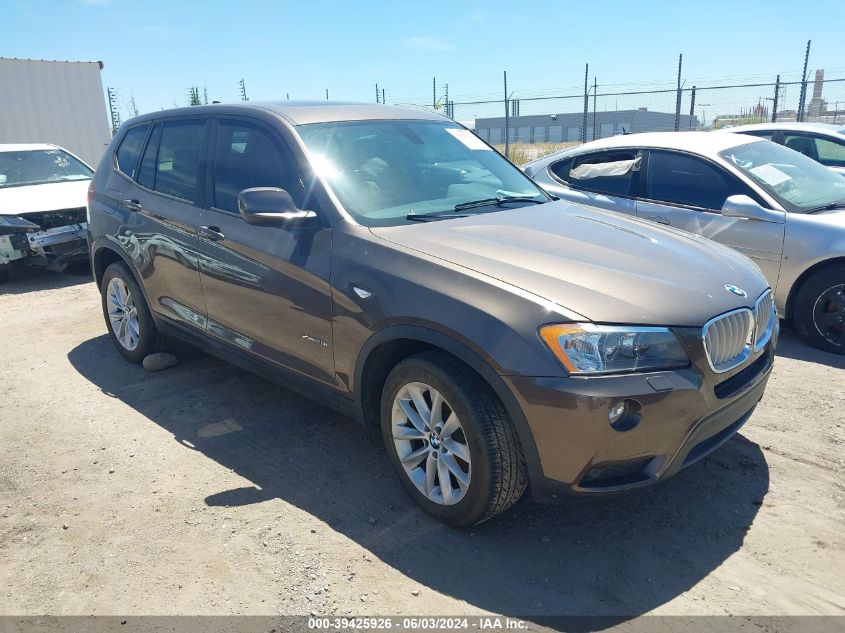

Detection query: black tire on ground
xmin=100 ymin=261 xmax=165 ymax=363
xmin=792 ymin=263 xmax=845 ymax=355
xmin=0 ymin=266 xmax=9 ymax=283
xmin=380 ymin=351 xmax=528 ymax=527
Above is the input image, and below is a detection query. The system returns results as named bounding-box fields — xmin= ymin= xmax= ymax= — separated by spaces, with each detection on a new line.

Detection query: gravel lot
xmin=1 ymin=267 xmax=843 ymax=621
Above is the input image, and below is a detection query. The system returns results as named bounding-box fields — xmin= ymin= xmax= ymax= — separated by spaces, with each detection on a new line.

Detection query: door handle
xmin=648 ymin=215 xmax=671 ymax=225
xmin=199 ymin=225 xmax=225 ymax=241
xmin=122 ymin=199 xmax=142 ymax=212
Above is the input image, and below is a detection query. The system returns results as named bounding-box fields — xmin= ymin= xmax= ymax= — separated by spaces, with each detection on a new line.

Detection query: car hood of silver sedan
xmin=370 ymin=200 xmax=769 ymax=327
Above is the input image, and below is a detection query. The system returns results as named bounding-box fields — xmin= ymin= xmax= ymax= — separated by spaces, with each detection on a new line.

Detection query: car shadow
xmin=0 ymin=263 xmax=93 ymax=295
xmin=68 ymin=335 xmax=768 ymax=624
xmin=775 ymin=324 xmax=845 ymax=369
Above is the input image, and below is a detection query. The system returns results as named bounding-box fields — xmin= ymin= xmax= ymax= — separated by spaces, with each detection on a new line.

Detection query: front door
xmin=196 ymin=117 xmax=335 ymax=386
xmin=637 ymin=149 xmax=785 ymax=290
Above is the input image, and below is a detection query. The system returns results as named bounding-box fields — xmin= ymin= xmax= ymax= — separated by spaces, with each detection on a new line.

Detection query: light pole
xmin=698 ymin=103 xmax=711 ymax=129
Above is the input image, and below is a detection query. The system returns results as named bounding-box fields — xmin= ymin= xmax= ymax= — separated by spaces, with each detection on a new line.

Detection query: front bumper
xmin=0 ymin=222 xmax=88 ymax=268
xmin=507 ymin=326 xmax=775 ymax=502
xmin=27 ymin=223 xmax=88 ymax=249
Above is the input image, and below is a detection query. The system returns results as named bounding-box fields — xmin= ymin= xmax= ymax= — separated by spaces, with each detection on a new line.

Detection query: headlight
xmin=539 ymin=323 xmax=690 ymax=375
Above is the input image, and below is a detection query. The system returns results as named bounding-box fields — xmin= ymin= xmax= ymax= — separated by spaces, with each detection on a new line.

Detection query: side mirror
xmin=238 ymin=187 xmax=316 ymax=226
xmin=721 ymin=194 xmax=784 ymax=223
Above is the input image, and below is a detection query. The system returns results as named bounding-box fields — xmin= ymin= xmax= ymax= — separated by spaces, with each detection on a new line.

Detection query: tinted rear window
xmin=153 ymin=120 xmax=206 ymax=203
xmin=115 ymin=124 xmax=149 ymax=178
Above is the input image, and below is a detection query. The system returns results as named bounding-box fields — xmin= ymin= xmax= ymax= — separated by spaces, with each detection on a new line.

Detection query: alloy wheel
xmin=391 ymin=381 xmax=471 ymax=506
xmin=106 ymin=277 xmax=140 ymax=351
xmin=813 ymin=284 xmax=845 ymax=348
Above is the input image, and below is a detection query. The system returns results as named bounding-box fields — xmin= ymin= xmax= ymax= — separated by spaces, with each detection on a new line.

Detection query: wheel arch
xmin=353 ymin=324 xmax=544 ymax=488
xmin=784 ymin=256 xmax=845 ymax=320
xmin=91 ymin=238 xmax=155 ymax=316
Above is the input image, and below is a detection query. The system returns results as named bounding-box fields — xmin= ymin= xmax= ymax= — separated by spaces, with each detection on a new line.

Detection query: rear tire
xmin=100 ymin=262 xmax=165 ymax=363
xmin=792 ymin=264 xmax=845 ymax=355
xmin=380 ymin=351 xmax=527 ymax=526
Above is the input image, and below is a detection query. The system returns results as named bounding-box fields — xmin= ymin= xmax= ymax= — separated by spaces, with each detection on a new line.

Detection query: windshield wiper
xmin=454 ymin=195 xmax=545 ymax=211
xmin=805 ymin=202 xmax=845 ymax=214
xmin=406 ymin=212 xmax=471 ymax=222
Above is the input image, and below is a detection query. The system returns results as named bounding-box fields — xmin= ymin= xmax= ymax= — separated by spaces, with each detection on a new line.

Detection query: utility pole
xmin=382 ymin=88 xmax=385 ymax=105
xmin=674 ymin=53 xmax=683 ymax=131
xmin=326 ymin=89 xmax=329 ymax=100
xmin=107 ymin=87 xmax=120 ymax=135
xmin=503 ymin=70 xmax=509 ymax=158
xmin=797 ymin=40 xmax=811 ymax=122
xmin=581 ymin=64 xmax=589 ymax=143
xmin=689 ymin=86 xmax=696 ymax=129
xmin=433 ymin=77 xmax=436 ymax=109
xmin=239 ymin=78 xmax=248 ymax=102
xmin=771 ymin=75 xmax=780 ymax=122
xmin=375 ymin=83 xmax=380 ymax=103
xmin=592 ymin=77 xmax=597 ymax=140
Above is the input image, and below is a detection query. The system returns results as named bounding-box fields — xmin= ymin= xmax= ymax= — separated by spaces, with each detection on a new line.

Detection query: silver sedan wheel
xmin=106 ymin=277 xmax=140 ymax=351
xmin=391 ymin=382 xmax=471 ymax=506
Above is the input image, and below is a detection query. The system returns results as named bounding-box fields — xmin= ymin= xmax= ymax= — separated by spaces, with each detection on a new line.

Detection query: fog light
xmin=608 ymin=399 xmax=642 ymax=431
xmin=608 ymin=401 xmax=628 ymax=425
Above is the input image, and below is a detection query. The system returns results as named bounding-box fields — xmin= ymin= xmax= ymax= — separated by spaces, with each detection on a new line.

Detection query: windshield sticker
xmin=446 ymin=128 xmax=491 ymax=151
xmin=749 ymin=164 xmax=791 ymax=187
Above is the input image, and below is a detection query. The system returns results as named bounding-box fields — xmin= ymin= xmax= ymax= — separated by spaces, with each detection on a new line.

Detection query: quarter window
xmin=115 ymin=124 xmax=149 ymax=179
xmin=153 ymin=120 xmax=206 ymax=203
xmin=212 ymin=121 xmax=305 ymax=213
xmin=645 ymin=151 xmax=743 ymax=210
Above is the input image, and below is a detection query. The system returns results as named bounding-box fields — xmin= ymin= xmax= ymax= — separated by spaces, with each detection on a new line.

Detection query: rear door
xmin=124 ymin=117 xmax=209 ymax=330
xmin=542 ymin=150 xmax=640 ymax=217
xmin=196 ymin=117 xmax=335 ymax=386
xmin=637 ymin=149 xmax=785 ymax=288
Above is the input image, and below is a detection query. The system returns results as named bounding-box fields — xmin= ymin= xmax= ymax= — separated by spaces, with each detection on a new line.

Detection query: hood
xmin=370 ymin=201 xmax=769 ymax=327
xmin=0 ymin=179 xmax=90 ymax=216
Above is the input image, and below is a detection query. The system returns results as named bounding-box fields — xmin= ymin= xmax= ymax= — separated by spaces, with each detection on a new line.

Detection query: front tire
xmin=380 ymin=351 xmax=527 ymax=526
xmin=100 ymin=262 xmax=164 ymax=363
xmin=793 ymin=264 xmax=845 ymax=354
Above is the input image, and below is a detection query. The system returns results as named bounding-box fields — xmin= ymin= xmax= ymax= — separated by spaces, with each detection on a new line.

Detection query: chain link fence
xmin=404 ymin=76 xmax=845 ymax=160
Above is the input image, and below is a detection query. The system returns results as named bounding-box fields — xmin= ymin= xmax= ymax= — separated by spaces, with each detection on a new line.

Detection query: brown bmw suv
xmin=87 ymin=102 xmax=777 ymax=525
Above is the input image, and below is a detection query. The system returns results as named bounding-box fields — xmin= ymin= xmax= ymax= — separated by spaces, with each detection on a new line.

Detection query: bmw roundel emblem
xmin=725 ymin=284 xmax=747 ymax=297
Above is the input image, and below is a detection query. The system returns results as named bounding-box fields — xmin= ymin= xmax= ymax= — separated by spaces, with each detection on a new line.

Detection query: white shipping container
xmin=0 ymin=57 xmax=112 ymax=167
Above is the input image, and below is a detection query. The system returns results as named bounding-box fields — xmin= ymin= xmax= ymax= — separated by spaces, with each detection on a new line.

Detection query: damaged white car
xmin=0 ymin=143 xmax=93 ymax=282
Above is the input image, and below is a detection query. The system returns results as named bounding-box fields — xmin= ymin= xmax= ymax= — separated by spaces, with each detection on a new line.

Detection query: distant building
xmin=0 ymin=57 xmax=111 ymax=165
xmin=474 ymin=109 xmax=699 ymax=144
xmin=808 ymin=69 xmax=826 ymax=119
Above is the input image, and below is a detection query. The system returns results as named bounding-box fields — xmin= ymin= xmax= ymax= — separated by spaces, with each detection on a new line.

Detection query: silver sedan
xmin=524 ymin=131 xmax=845 ymax=354
xmin=727 ymin=122 xmax=845 ymax=176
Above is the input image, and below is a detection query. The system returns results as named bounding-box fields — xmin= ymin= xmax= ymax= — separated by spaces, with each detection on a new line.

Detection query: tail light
xmin=86 ymin=182 xmax=95 ymax=222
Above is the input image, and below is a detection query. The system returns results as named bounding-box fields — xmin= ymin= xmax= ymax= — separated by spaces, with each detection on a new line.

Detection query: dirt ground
xmin=1 ymin=267 xmax=843 ymax=622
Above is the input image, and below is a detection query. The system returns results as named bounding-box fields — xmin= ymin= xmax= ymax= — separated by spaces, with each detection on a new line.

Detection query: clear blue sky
xmin=2 ymin=0 xmax=841 ymax=121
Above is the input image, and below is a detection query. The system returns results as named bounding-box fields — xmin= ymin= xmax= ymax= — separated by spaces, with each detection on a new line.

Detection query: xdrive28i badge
xmin=725 ymin=284 xmax=747 ymax=297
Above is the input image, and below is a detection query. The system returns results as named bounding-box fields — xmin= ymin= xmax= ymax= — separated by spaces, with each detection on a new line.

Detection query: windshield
xmin=296 ymin=119 xmax=547 ymax=225
xmin=719 ymin=140 xmax=845 ymax=213
xmin=0 ymin=149 xmax=93 ymax=189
